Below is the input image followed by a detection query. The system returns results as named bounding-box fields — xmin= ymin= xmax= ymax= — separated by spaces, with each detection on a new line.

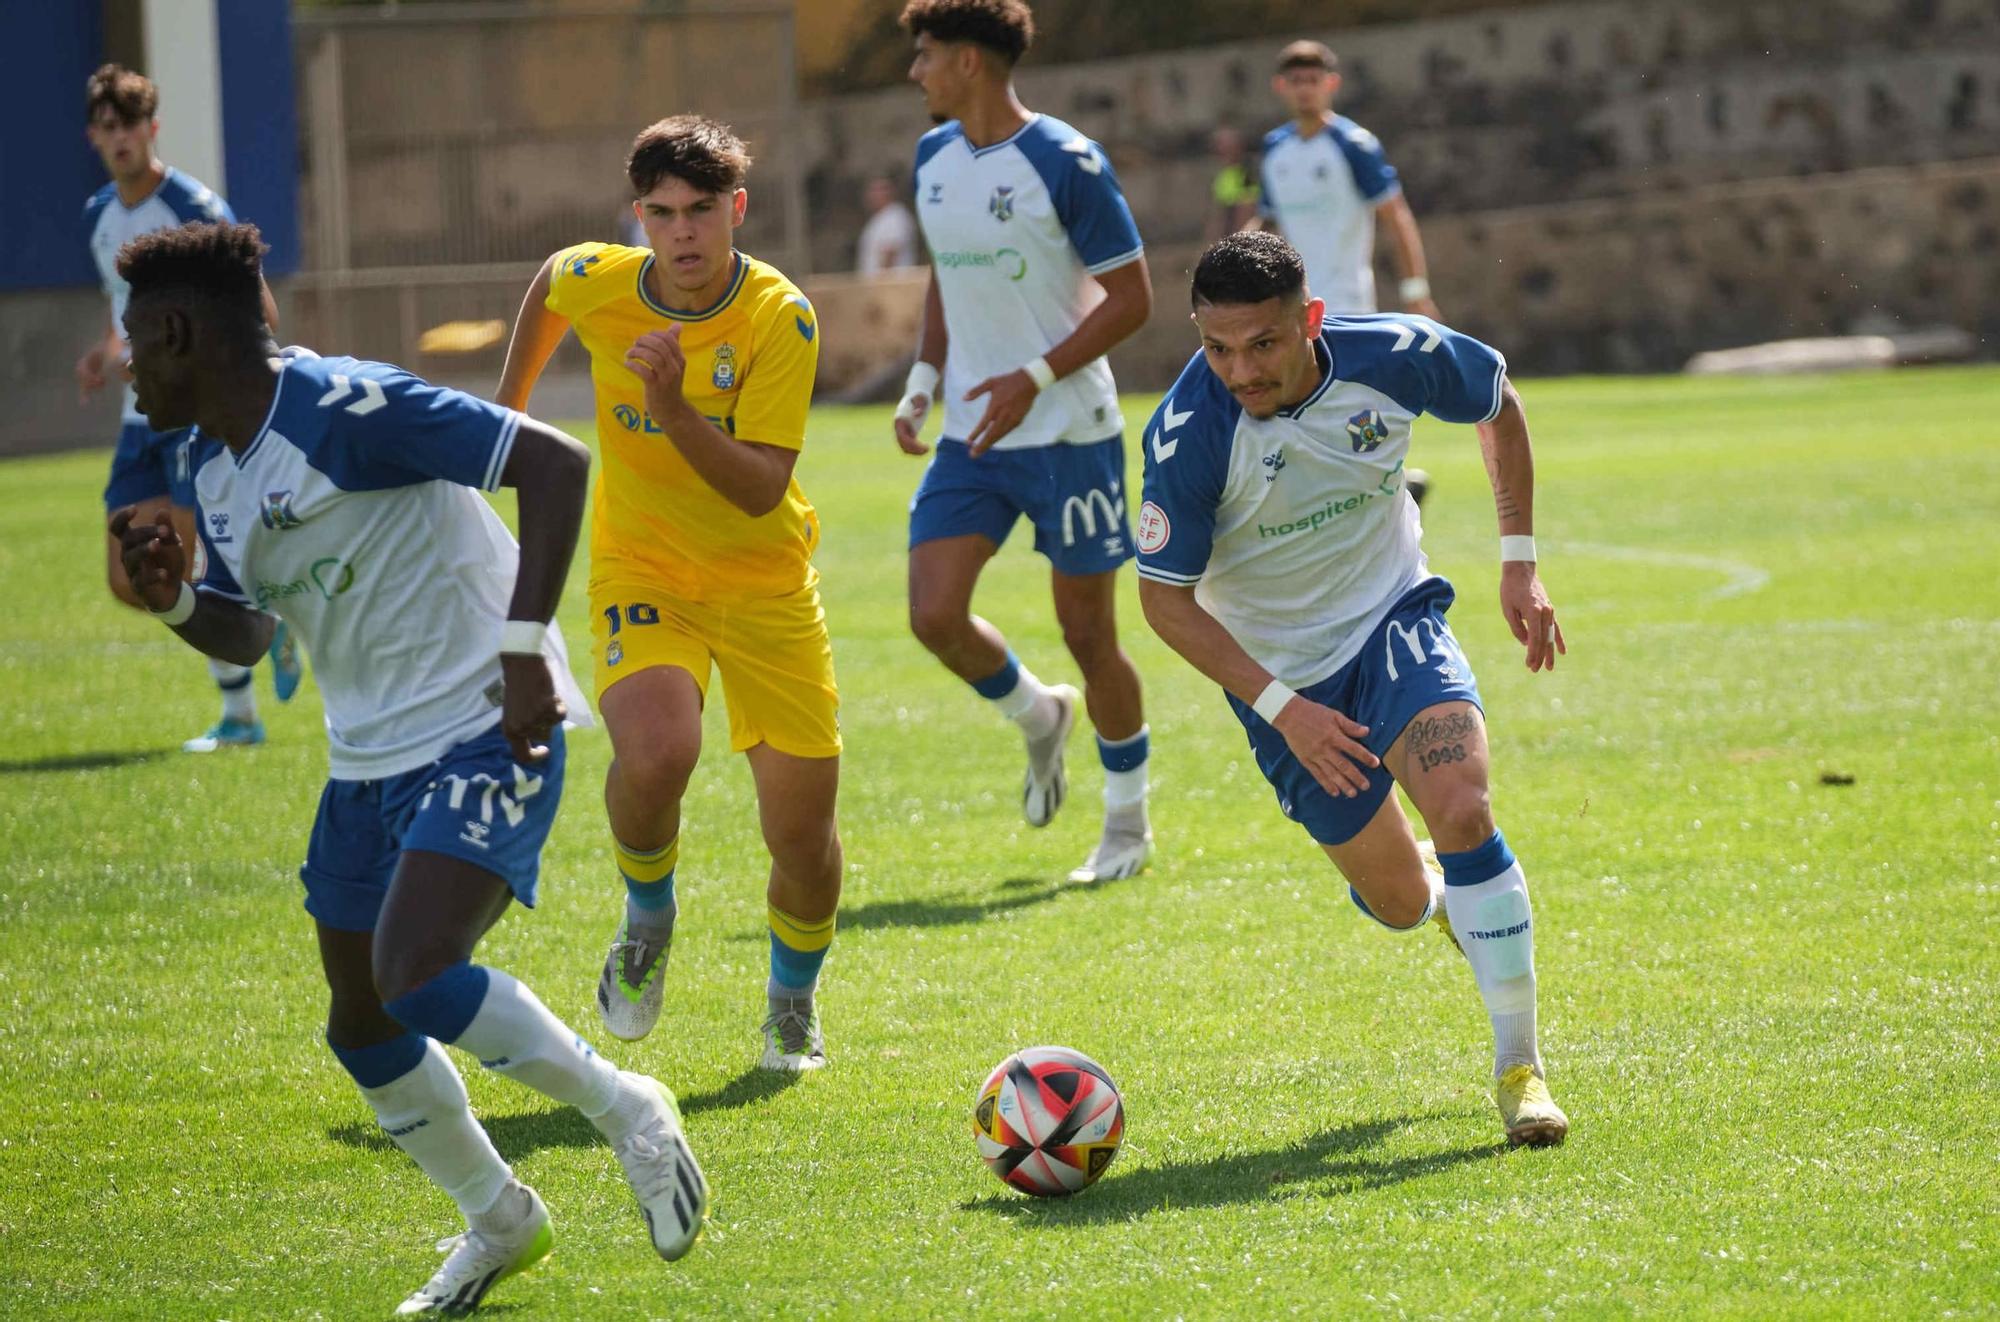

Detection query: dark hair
xmin=900 ymin=0 xmax=1035 ymax=64
xmin=117 ymin=221 xmax=266 ymax=320
xmin=626 ymin=115 xmax=752 ymax=198
xmin=1191 ymin=231 xmax=1307 ymax=308
xmin=1276 ymin=40 xmax=1338 ymax=74
xmin=86 ymin=63 xmax=158 ymax=124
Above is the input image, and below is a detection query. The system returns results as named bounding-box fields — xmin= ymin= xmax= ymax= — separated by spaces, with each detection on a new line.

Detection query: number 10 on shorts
xmin=603 ymin=602 xmax=660 ymax=635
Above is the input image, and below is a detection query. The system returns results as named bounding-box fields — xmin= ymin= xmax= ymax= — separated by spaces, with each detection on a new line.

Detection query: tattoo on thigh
xmin=1404 ymin=710 xmax=1479 ymax=774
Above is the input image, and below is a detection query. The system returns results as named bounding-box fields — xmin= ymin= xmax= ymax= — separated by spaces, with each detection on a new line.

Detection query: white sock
xmin=210 ymin=657 xmax=256 ymax=722
xmin=452 ymin=967 xmax=621 ymax=1122
xmin=992 ymin=663 xmax=1060 ymax=739
xmin=358 ymin=1038 xmax=512 ymax=1218
xmin=1441 ymin=857 xmax=1541 ymax=1075
xmin=1104 ymin=765 xmax=1148 ymax=814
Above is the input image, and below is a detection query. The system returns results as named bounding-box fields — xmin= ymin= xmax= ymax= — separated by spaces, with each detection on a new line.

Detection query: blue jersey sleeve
xmin=1136 ymin=355 xmax=1240 ymax=586
xmin=1019 ymin=122 xmax=1144 ymax=274
xmin=1330 ymin=117 xmax=1400 ymax=205
xmin=303 ymin=360 xmax=521 ymax=492
xmin=1325 ymin=316 xmax=1508 ymax=424
xmin=159 ymin=170 xmax=235 ymax=225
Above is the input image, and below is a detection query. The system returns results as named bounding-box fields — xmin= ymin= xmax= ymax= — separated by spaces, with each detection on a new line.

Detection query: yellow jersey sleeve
xmin=734 ymin=291 xmax=819 ymax=453
xmin=545 ymin=242 xmax=621 ymax=321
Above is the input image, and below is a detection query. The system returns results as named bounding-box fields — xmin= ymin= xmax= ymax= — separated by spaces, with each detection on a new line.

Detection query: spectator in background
xmin=855 ymin=175 xmax=920 ymax=274
xmin=1257 ymin=39 xmax=1440 ymax=321
xmin=1204 ymin=126 xmax=1260 ymax=243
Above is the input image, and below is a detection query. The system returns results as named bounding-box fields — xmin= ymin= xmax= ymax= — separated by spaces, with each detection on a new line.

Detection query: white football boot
xmin=394 ymin=1181 xmax=552 ymax=1316
xmin=758 ymin=990 xmax=828 ymax=1072
xmin=607 ymin=1072 xmax=709 ymax=1261
xmin=596 ymin=915 xmax=671 ymax=1041
xmin=1021 ymin=684 xmax=1079 ymax=827
xmin=1068 ymin=808 xmax=1153 ymax=883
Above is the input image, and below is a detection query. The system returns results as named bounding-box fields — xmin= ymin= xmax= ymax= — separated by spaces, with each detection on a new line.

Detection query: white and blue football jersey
xmin=1257 ymin=117 xmax=1400 ymax=314
xmin=1135 ymin=316 xmax=1506 ymax=688
xmin=189 ymin=349 xmax=588 ymax=781
xmin=913 ymin=114 xmax=1145 ymax=450
xmin=83 ymin=168 xmax=235 ymax=423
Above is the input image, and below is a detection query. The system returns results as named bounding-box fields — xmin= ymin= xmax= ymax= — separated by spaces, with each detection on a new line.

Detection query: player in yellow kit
xmin=497 ymin=116 xmax=842 ymax=1072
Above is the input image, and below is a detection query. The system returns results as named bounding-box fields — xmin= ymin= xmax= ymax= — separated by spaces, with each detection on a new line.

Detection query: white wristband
xmin=1022 ymin=355 xmax=1057 ymax=391
xmin=1398 ymin=275 xmax=1432 ymax=303
xmin=1500 ymin=535 xmax=1538 ymax=563
xmin=499 ymin=619 xmax=546 ymax=655
xmin=153 ymin=581 xmax=197 ymax=627
xmin=1251 ymin=678 xmax=1296 ymax=723
xmin=898 ymin=361 xmax=940 ymax=413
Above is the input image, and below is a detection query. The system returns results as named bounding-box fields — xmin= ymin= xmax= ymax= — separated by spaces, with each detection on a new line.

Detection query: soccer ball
xmin=972 ymin=1046 xmax=1124 ymax=1196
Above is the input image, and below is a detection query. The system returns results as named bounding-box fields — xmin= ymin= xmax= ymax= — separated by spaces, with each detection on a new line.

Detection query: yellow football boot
xmin=1496 ymin=1064 xmax=1569 ymax=1147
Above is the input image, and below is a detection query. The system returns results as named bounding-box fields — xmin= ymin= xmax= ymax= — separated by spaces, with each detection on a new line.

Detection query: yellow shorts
xmin=589 ymin=579 xmax=841 ymax=758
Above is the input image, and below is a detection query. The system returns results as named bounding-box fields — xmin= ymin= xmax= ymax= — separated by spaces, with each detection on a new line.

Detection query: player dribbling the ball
xmin=1135 ymin=231 xmax=1569 ymax=1146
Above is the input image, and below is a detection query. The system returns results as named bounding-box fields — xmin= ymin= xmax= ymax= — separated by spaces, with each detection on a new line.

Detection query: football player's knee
xmin=1057 ymin=617 xmax=1117 ymax=671
xmin=1427 ymin=781 xmax=1495 ymax=846
xmin=1353 ymin=875 xmax=1430 ymax=930
xmin=767 ymin=816 xmax=841 ymax=887
xmin=907 ymin=598 xmax=967 ymax=655
xmin=615 ymin=742 xmax=697 ymax=808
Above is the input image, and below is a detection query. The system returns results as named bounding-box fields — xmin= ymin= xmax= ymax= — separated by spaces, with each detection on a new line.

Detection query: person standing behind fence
xmin=1204 ymin=126 xmax=1260 ymax=243
xmin=856 ymin=175 xmax=921 ymax=274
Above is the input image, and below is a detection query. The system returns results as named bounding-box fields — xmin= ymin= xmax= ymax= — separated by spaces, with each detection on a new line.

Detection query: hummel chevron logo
xmin=1061 ymin=137 xmax=1103 ymax=176
xmin=1151 ymin=396 xmax=1193 ymax=461
xmin=315 ymin=375 xmax=388 ymax=415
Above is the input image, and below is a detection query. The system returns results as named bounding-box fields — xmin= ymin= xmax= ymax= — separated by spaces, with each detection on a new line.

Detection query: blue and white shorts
xmin=1228 ymin=577 xmax=1483 ymax=846
xmin=300 ymin=723 xmax=567 ymax=931
xmin=909 ymin=435 xmax=1135 ymax=577
xmin=103 ymin=420 xmax=194 ymax=510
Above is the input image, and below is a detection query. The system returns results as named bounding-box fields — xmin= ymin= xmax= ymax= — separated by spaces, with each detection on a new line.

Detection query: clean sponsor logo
xmin=1257 ymin=491 xmax=1375 ymax=539
xmin=1135 ymin=500 xmax=1171 ymax=554
xmin=1059 ymin=482 xmax=1124 ymax=548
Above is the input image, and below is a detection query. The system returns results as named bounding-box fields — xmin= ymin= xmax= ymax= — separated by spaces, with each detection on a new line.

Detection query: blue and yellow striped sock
xmin=616 ymin=835 xmax=679 ymax=921
xmin=767 ymin=904 xmax=836 ymax=993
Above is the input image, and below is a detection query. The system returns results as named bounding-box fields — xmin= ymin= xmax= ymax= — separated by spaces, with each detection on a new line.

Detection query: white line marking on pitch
xmin=1563 ymin=541 xmax=1771 ymax=600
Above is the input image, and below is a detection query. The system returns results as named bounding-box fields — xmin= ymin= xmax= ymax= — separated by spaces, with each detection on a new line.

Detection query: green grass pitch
xmin=2 ymin=367 xmax=1996 ymax=1319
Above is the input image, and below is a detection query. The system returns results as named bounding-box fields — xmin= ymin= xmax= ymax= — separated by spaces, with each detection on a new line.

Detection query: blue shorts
xmin=909 ymin=436 xmax=1135 ymax=577
xmin=299 ymin=724 xmax=567 ymax=932
xmin=1228 ymin=578 xmax=1483 ymax=847
xmin=103 ymin=421 xmax=194 ymax=510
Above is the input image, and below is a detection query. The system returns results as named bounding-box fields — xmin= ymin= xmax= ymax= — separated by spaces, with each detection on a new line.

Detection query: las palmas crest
xmin=712 ymin=342 xmax=738 ymax=390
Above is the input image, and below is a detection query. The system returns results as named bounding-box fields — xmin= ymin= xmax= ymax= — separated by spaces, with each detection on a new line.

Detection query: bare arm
xmin=893 ymin=271 xmax=950 ymax=455
xmin=963 ymin=256 xmax=1154 ymax=455
xmin=108 ymin=507 xmax=275 ymax=667
xmin=492 ymin=415 xmax=592 ymax=761
xmin=627 ymin=327 xmax=797 ymax=518
xmin=1138 ymin=577 xmax=1378 ymax=797
xmin=496 ymin=255 xmax=572 ymax=412
xmin=1376 ymin=193 xmax=1441 ymax=319
xmin=1476 ymin=380 xmax=1565 ymax=671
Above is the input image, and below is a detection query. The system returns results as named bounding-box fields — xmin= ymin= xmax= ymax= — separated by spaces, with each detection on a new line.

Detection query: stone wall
xmin=801 ymin=0 xmax=2000 ymax=269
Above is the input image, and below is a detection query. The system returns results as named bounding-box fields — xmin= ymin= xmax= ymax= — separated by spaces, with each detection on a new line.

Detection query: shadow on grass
xmin=680 ymin=1066 xmax=804 ymax=1116
xmin=329 ymin=1106 xmax=602 ymax=1160
xmin=960 ymin=1111 xmax=1508 ymax=1221
xmin=0 ymin=748 xmax=172 ymax=774
xmin=835 ymin=876 xmax=1108 ymax=932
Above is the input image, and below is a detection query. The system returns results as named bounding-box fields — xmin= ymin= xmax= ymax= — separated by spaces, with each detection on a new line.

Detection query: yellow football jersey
xmin=547 ymin=242 xmax=821 ymax=601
